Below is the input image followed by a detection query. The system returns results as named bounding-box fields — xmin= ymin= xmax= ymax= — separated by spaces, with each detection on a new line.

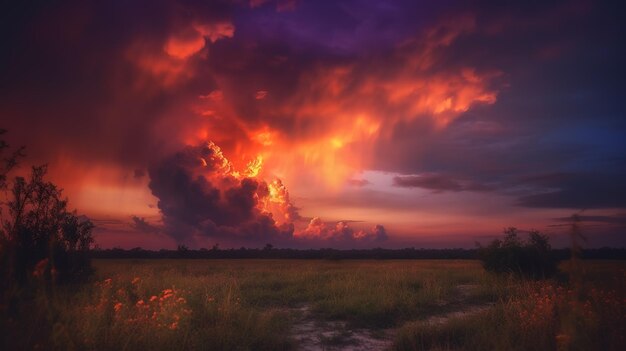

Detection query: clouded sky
xmin=1 ymin=0 xmax=624 ymax=249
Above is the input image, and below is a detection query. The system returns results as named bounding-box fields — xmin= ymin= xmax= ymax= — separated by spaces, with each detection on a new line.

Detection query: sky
xmin=1 ymin=0 xmax=625 ymax=249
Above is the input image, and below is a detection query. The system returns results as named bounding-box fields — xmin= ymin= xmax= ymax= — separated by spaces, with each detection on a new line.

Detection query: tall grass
xmin=393 ymin=261 xmax=626 ymax=351
xmin=2 ymin=259 xmax=494 ymax=350
xmin=1 ymin=259 xmax=623 ymax=350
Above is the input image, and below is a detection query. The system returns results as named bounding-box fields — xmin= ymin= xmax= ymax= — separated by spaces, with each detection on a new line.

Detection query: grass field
xmin=2 ymin=259 xmax=624 ymax=350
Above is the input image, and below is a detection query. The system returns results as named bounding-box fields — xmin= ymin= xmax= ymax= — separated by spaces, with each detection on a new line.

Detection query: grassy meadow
xmin=1 ymin=259 xmax=624 ymax=350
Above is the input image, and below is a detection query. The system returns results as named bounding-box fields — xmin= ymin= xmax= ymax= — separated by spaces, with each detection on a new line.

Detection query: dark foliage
xmin=478 ymin=227 xmax=558 ymax=279
xmin=0 ymin=130 xmax=94 ymax=300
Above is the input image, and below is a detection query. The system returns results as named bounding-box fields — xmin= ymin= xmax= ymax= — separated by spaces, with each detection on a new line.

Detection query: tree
xmin=0 ymin=131 xmax=94 ymax=298
xmin=478 ymin=227 xmax=557 ymax=279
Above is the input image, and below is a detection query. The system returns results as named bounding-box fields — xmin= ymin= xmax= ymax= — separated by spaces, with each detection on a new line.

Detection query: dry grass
xmin=1 ymin=259 xmax=623 ymax=350
xmin=393 ymin=261 xmax=626 ymax=351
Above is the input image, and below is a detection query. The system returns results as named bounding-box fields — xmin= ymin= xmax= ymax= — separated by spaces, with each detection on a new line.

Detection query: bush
xmin=478 ymin=227 xmax=557 ymax=279
xmin=0 ymin=130 xmax=94 ymax=300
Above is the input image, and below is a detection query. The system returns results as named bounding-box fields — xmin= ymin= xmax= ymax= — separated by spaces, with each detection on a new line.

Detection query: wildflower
xmin=162 ymin=293 xmax=173 ymax=300
xmin=132 ymin=277 xmax=140 ymax=284
xmin=136 ymin=300 xmax=145 ymax=307
xmin=104 ymin=278 xmax=112 ymax=285
xmin=177 ymin=297 xmax=186 ymax=303
xmin=150 ymin=295 xmax=158 ymax=302
xmin=114 ymin=302 xmax=123 ymax=313
xmin=169 ymin=322 xmax=178 ymax=330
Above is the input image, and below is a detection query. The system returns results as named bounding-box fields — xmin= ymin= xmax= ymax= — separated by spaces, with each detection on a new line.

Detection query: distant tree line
xmin=89 ymin=246 xmax=626 ymax=260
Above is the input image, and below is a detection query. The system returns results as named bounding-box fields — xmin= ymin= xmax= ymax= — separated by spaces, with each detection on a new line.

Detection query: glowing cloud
xmin=185 ymin=13 xmax=501 ymax=191
xmin=147 ymin=141 xmax=384 ymax=246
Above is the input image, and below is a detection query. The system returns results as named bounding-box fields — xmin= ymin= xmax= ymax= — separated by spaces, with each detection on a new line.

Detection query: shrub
xmin=0 ymin=130 xmax=94 ymax=300
xmin=478 ymin=227 xmax=557 ymax=279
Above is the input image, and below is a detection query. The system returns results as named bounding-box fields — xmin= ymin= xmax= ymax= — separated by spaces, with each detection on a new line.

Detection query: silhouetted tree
xmin=478 ymin=227 xmax=557 ymax=279
xmin=0 ymin=131 xmax=94 ymax=300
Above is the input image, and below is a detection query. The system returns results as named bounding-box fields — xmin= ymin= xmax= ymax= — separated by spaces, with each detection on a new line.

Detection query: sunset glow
xmin=1 ymin=0 xmax=624 ymax=249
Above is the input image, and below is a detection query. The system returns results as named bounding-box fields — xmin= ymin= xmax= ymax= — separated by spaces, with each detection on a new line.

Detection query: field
xmin=2 ymin=259 xmax=624 ymax=350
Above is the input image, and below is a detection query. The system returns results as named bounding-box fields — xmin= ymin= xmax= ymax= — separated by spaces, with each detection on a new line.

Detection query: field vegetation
xmin=1 ymin=259 xmax=624 ymax=350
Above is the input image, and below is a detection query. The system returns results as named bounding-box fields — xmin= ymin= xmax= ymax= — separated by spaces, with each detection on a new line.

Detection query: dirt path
xmin=290 ymin=306 xmax=394 ymax=351
xmin=289 ymin=285 xmax=494 ymax=351
xmin=420 ymin=303 xmax=493 ymax=326
xmin=422 ymin=284 xmax=495 ymax=325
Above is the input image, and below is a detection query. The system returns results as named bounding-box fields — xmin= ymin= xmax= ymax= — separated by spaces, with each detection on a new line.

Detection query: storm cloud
xmin=147 ymin=143 xmax=294 ymax=245
xmin=147 ymin=142 xmax=388 ymax=247
xmin=2 ymin=0 xmax=625 ymax=248
xmin=393 ymin=173 xmax=492 ymax=193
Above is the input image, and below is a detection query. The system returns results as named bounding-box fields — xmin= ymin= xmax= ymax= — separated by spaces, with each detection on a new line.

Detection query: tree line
xmin=89 ymin=246 xmax=626 ymax=260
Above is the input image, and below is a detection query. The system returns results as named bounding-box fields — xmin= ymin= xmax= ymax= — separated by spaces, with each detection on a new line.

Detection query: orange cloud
xmin=178 ymin=13 xmax=501 ymax=194
xmin=128 ymin=21 xmax=235 ymax=87
xmin=244 ymin=17 xmax=500 ymax=188
xmin=296 ymin=217 xmax=387 ymax=242
xmin=164 ymin=32 xmax=205 ymax=59
xmin=127 ymin=42 xmax=191 ymax=87
xmin=164 ymin=21 xmax=235 ymax=59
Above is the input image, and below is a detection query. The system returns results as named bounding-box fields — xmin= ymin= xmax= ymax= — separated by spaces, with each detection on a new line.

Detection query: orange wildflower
xmin=114 ymin=302 xmax=123 ymax=313
xmin=162 ymin=293 xmax=173 ymax=300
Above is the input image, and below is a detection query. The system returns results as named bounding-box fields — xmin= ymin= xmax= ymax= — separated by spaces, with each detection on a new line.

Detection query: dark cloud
xmin=147 ymin=142 xmax=388 ymax=247
xmin=516 ymin=173 xmax=626 ymax=209
xmin=369 ymin=0 xmax=626 ymax=212
xmin=393 ymin=173 xmax=491 ymax=193
xmin=552 ymin=214 xmax=626 ymax=225
xmin=147 ymin=142 xmax=294 ymax=245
